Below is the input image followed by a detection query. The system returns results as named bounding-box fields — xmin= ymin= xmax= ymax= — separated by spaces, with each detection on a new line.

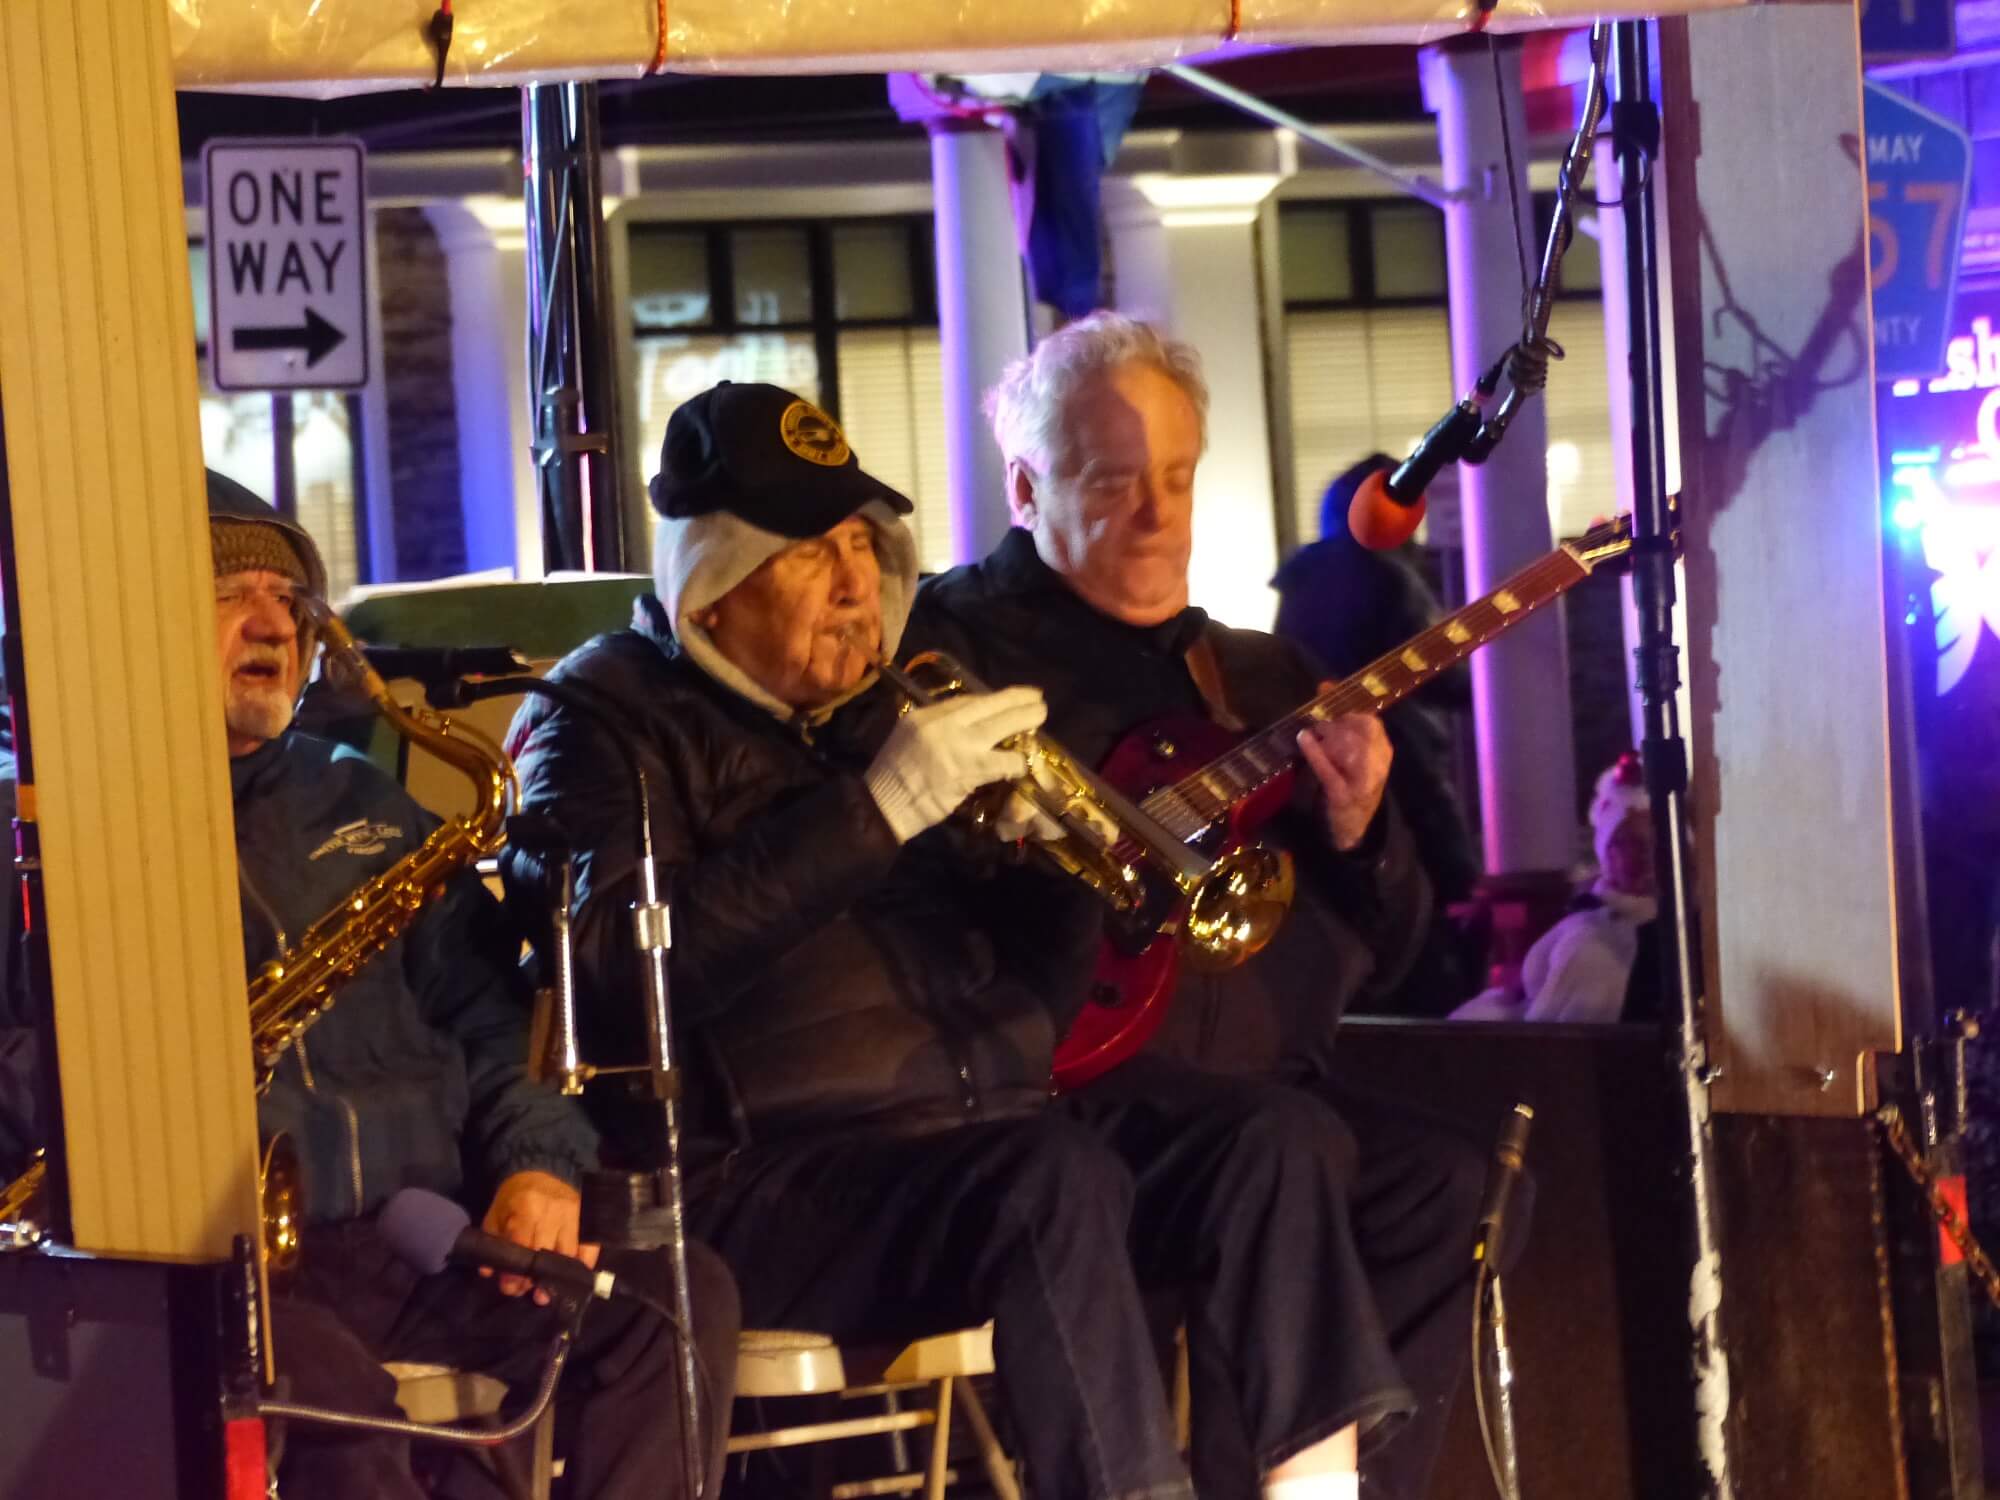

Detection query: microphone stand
xmin=1473 ymin=1102 xmax=1532 ymax=1500
xmin=1608 ymin=22 xmax=1736 ymax=1500
xmin=436 ymin=671 xmax=706 ymax=1500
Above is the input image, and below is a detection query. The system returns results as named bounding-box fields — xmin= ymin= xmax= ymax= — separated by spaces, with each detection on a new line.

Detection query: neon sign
xmin=1884 ymin=296 xmax=2000 ymax=696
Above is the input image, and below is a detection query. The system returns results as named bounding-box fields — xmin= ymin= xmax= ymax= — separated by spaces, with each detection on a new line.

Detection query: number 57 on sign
xmin=1864 ymin=82 xmax=1971 ymax=382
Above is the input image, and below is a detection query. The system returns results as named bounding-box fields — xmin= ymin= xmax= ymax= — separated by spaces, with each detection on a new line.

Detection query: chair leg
xmin=883 ymin=1387 xmax=914 ymax=1476
xmin=1172 ymin=1326 xmax=1192 ymax=1458
xmin=924 ymin=1377 xmax=954 ymax=1500
xmin=956 ymin=1381 xmax=1021 ymax=1500
xmin=531 ymin=1403 xmax=557 ymax=1500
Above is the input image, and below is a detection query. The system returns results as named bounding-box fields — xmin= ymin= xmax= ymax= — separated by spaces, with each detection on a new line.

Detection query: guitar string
xmin=1140 ymin=546 xmax=1595 ymax=833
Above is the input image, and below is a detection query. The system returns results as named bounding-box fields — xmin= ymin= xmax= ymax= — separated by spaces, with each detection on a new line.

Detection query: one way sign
xmin=203 ymin=139 xmax=370 ymax=391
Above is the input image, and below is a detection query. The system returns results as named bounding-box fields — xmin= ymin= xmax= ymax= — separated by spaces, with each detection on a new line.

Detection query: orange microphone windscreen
xmin=1348 ymin=468 xmax=1427 ymax=551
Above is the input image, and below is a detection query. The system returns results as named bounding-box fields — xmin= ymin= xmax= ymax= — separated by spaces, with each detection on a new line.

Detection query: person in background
xmin=1270 ymin=454 xmax=1482 ymax=1017
xmin=1453 ymin=752 xmax=1660 ymax=1025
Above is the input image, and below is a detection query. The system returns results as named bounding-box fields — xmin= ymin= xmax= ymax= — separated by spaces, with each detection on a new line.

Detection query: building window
xmin=191 ymin=239 xmax=368 ymax=599
xmin=625 ymin=217 xmax=955 ymax=571
xmin=1276 ymin=197 xmax=1610 ymax=554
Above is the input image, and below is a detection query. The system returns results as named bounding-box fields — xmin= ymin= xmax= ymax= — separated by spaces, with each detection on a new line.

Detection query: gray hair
xmin=983 ymin=311 xmax=1210 ymax=473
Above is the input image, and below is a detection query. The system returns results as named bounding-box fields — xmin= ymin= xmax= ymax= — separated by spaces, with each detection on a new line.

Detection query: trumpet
xmin=859 ymin=636 xmax=1293 ymax=972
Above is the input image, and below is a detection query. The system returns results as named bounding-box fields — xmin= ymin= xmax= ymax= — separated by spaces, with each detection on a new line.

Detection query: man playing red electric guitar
xmin=906 ymin=311 xmax=1529 ymax=1500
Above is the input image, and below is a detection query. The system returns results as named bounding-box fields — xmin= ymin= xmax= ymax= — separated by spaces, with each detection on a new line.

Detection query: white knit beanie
xmin=1589 ymin=751 xmax=1650 ymax=873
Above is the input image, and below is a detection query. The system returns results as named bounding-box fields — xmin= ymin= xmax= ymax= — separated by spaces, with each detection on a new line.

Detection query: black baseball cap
xmin=647 ymin=382 xmax=914 ymax=539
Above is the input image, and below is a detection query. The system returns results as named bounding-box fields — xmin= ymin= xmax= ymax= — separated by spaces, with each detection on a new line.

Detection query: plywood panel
xmin=0 ymin=0 xmax=260 ymax=1256
xmin=1661 ymin=7 xmax=1902 ymax=1117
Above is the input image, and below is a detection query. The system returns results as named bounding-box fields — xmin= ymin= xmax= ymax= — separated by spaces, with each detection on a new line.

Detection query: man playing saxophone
xmin=2 ymin=470 xmax=738 ymax=1500
xmin=503 ymin=380 xmax=1411 ymax=1500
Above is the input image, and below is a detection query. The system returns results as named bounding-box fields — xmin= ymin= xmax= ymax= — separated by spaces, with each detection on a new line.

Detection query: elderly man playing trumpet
xmin=504 ymin=380 xmax=1407 ymax=1500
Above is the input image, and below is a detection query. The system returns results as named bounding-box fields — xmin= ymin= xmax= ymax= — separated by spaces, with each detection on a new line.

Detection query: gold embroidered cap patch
xmin=780 ymin=400 xmax=851 ymax=467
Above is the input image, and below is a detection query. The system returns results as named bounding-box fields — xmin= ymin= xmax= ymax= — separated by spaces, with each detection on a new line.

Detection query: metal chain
xmin=1878 ymin=1102 xmax=2000 ymax=1312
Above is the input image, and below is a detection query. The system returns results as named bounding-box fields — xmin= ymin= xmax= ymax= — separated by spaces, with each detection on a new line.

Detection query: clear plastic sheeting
xmin=170 ymin=0 xmax=1741 ymax=95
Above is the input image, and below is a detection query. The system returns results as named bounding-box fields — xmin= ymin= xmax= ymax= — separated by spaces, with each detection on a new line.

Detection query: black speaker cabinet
xmin=1337 ymin=1018 xmax=1989 ymax=1500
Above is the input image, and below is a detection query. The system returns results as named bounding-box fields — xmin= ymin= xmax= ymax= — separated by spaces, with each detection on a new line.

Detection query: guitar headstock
xmin=1563 ymin=514 xmax=1636 ymax=574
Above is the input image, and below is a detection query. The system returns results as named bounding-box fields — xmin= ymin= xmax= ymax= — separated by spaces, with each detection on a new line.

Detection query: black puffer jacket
xmin=500 ymin=596 xmax=1101 ymax=1159
xmin=907 ymin=528 xmax=1433 ymax=1082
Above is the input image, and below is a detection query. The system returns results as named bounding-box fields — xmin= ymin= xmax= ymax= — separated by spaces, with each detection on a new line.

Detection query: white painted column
xmin=928 ymin=122 xmax=1030 ymax=564
xmin=0 ymin=0 xmax=261 ymax=1257
xmin=425 ymin=198 xmax=542 ymax=580
xmin=1105 ymin=173 xmax=1286 ymax=629
xmin=1422 ymin=40 xmax=1579 ymax=873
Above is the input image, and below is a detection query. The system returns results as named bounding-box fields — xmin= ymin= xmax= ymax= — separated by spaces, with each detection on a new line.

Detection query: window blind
xmin=1284 ymin=301 xmax=1615 ymax=548
xmin=836 ymin=327 xmax=953 ymax=572
xmin=1284 ymin=306 xmax=1455 ymax=545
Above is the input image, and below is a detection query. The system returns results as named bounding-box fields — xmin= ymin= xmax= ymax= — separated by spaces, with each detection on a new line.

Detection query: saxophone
xmin=1 ymin=605 xmax=519 ymax=1259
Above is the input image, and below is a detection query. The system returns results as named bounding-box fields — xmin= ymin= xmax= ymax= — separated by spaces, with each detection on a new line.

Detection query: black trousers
xmin=269 ymin=1219 xmax=741 ymax=1500
xmin=1061 ymin=1059 xmax=1415 ymax=1500
xmin=1308 ymin=1078 xmax=1533 ymax=1500
xmin=688 ymin=1114 xmax=1191 ymax=1500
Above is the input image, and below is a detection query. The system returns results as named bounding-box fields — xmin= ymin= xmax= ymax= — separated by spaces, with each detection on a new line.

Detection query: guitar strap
xmin=1183 ymin=633 xmax=1249 ymax=734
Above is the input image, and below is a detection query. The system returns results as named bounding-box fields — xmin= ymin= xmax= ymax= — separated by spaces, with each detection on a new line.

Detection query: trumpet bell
xmin=1179 ymin=845 xmax=1296 ymax=973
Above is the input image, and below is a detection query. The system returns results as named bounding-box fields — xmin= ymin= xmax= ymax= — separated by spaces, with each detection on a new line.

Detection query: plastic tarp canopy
xmin=170 ymin=0 xmax=1742 ymax=95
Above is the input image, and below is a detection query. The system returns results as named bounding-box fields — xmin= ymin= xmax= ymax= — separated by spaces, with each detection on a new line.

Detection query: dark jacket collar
xmin=983 ymin=527 xmax=1211 ymax=658
xmin=229 ymin=734 xmax=291 ymax=801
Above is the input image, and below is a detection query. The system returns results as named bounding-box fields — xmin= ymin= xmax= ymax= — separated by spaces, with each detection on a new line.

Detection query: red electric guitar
xmin=1049 ymin=516 xmax=1634 ymax=1089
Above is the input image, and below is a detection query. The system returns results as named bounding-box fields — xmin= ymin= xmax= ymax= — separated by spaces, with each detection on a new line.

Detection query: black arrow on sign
xmin=231 ymin=307 xmax=347 ymax=369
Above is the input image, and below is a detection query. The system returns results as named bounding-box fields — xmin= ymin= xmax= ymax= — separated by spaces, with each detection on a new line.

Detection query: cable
xmin=1470 ymin=1259 xmax=1509 ymax=1499
xmin=627 ymin=1283 xmax=721 ymax=1451
xmin=1488 ymin=35 xmax=1532 ymax=310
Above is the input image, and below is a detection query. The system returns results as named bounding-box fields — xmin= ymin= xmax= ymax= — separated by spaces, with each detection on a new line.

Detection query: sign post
xmin=1864 ymin=83 xmax=1971 ymax=383
xmin=202 ymin=139 xmax=370 ymax=391
xmin=1860 ymin=0 xmax=1954 ymax=62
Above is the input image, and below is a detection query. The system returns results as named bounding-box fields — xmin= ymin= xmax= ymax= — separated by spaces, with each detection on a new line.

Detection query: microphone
xmin=378 ymin=1187 xmax=615 ymax=1302
xmin=1475 ymin=1102 xmax=1534 ymax=1265
xmin=1348 ymin=398 xmax=1483 ymax=551
xmin=360 ymin=644 xmax=533 ymax=683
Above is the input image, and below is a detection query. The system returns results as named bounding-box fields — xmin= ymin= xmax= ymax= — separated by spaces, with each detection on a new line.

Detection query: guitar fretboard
xmin=1141 ymin=539 xmax=1603 ymax=843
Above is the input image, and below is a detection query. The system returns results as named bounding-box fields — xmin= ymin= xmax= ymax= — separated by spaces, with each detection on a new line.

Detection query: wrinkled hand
xmin=481 ymin=1169 xmax=599 ymax=1305
xmin=1296 ymin=709 xmax=1392 ymax=852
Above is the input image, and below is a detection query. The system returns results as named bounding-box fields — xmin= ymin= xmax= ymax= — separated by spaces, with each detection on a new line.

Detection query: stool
xmin=386 ymin=1360 xmax=556 ymax=1500
xmin=728 ymin=1325 xmax=1020 ymax=1500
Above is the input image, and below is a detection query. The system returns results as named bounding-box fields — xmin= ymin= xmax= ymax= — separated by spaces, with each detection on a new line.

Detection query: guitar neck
xmin=1144 ymin=524 xmax=1626 ymax=839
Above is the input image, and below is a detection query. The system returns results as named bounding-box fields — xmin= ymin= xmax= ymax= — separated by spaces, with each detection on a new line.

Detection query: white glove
xmin=865 ymin=686 xmax=1049 ymax=844
xmin=991 ymin=786 xmax=1067 ymax=844
xmin=991 ymin=747 xmax=1121 ymax=848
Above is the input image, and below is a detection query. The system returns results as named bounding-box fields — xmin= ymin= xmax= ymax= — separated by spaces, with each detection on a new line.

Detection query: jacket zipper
xmin=794 ymin=720 xmax=979 ymax=1116
xmin=934 ymin=1021 xmax=981 ymax=1118
xmin=242 ymin=864 xmax=364 ymax=1217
